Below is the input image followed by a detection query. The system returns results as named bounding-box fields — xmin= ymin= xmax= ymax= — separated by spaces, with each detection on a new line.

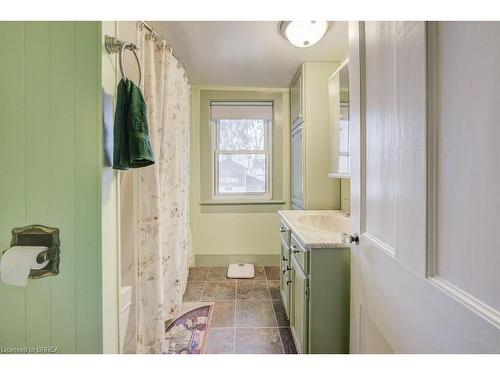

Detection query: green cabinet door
xmin=290 ymin=253 xmax=309 ymax=354
xmin=280 ymin=240 xmax=291 ymax=316
xmin=290 ymin=69 xmax=304 ymax=127
xmin=291 ymin=124 xmax=304 ymax=209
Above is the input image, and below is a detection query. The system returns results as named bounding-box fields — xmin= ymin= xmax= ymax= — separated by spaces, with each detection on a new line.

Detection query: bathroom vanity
xmin=278 ymin=210 xmax=351 ymax=354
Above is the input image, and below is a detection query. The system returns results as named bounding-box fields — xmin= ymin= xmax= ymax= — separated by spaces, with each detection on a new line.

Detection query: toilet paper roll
xmin=0 ymin=246 xmax=49 ymax=287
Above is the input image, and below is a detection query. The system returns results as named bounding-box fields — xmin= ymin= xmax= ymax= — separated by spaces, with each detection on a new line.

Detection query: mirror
xmin=328 ymin=60 xmax=350 ymax=178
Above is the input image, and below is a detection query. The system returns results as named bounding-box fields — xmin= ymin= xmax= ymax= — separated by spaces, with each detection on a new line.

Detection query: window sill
xmin=328 ymin=173 xmax=350 ymax=179
xmin=200 ymin=199 xmax=286 ymax=206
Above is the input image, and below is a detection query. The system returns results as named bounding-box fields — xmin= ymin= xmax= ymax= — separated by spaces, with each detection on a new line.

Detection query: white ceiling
xmin=148 ymin=21 xmax=349 ymax=88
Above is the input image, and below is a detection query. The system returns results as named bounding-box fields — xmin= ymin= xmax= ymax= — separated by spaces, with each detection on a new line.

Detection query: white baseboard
xmin=194 ymin=253 xmax=280 ymax=267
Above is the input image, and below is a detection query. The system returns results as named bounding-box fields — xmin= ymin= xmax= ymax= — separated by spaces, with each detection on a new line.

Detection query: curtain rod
xmin=138 ymin=21 xmax=191 ymax=86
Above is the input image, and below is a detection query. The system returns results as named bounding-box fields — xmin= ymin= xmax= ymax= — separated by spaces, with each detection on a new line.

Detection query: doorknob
xmin=343 ymin=233 xmax=359 ymax=245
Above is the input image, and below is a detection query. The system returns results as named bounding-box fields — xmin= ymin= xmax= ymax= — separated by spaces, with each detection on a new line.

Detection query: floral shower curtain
xmin=133 ymin=23 xmax=192 ymax=353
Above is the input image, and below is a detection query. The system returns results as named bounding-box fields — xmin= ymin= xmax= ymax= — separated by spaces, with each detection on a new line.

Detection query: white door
xmin=349 ymin=21 xmax=500 ymax=353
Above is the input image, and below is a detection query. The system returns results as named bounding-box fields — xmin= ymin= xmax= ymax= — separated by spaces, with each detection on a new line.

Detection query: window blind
xmin=210 ymin=101 xmax=273 ymax=120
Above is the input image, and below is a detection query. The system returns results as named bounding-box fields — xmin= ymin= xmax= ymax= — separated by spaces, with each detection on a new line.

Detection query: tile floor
xmin=183 ymin=265 xmax=297 ymax=354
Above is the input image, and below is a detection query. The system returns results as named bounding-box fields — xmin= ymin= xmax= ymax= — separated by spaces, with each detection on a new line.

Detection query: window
xmin=211 ymin=101 xmax=273 ymax=199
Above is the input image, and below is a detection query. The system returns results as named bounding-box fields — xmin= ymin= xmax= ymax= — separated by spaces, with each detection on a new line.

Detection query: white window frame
xmin=211 ymin=103 xmax=273 ymax=201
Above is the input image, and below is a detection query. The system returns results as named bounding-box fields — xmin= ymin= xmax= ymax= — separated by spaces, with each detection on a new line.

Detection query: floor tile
xmin=264 ymin=266 xmax=280 ymax=281
xmin=207 ymin=266 xmax=228 ymax=281
xmin=205 ymin=328 xmax=234 ymax=354
xmin=252 ymin=266 xmax=267 ymax=280
xmin=181 ymin=301 xmax=214 ymax=315
xmin=210 ymin=301 xmax=235 ymax=327
xmin=183 ymin=282 xmax=205 ymax=302
xmin=201 ymin=281 xmax=236 ymax=301
xmin=188 ymin=267 xmax=209 ymax=282
xmin=237 ymin=281 xmax=271 ymax=300
xmin=279 ymin=327 xmax=297 ymax=354
xmin=213 ymin=266 xmax=266 ymax=280
xmin=272 ymin=299 xmax=290 ymax=327
xmin=236 ymin=300 xmax=277 ymax=327
xmin=268 ymin=280 xmax=281 ymax=299
xmin=235 ymin=328 xmax=283 ymax=354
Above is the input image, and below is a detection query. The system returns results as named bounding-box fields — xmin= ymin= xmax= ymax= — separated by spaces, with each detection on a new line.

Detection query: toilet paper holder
xmin=3 ymin=225 xmax=60 ymax=279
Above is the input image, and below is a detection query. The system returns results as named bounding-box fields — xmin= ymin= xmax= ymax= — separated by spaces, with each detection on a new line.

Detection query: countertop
xmin=278 ymin=210 xmax=352 ymax=249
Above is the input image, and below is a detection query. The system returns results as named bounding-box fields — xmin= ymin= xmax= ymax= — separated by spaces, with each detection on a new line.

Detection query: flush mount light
xmin=279 ymin=21 xmax=330 ymax=48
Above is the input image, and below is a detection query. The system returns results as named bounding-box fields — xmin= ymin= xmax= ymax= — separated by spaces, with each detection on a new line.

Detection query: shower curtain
xmin=132 ymin=23 xmax=192 ymax=353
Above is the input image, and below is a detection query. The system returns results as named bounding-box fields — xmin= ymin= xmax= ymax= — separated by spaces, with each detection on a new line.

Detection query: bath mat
xmin=164 ymin=305 xmax=213 ymax=354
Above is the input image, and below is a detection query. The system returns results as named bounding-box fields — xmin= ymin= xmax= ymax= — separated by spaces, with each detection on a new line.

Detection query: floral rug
xmin=164 ymin=305 xmax=213 ymax=354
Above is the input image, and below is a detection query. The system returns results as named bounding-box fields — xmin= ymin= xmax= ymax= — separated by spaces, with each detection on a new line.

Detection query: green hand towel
xmin=112 ymin=79 xmax=131 ymax=170
xmin=127 ymin=81 xmax=154 ymax=168
xmin=112 ymin=79 xmax=155 ymax=170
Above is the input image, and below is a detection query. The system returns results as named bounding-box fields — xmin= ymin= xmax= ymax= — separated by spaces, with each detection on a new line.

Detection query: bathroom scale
xmin=227 ymin=263 xmax=255 ymax=279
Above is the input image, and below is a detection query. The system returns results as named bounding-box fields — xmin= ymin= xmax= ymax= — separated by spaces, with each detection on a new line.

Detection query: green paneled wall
xmin=0 ymin=22 xmax=102 ymax=353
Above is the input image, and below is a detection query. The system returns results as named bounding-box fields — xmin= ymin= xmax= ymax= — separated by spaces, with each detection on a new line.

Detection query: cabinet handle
xmin=287 ymin=280 xmax=292 ymax=285
xmin=343 ymin=232 xmax=360 ymax=245
xmin=282 ymin=265 xmax=292 ymax=274
xmin=282 ymin=256 xmax=288 ymax=262
xmin=280 ymin=226 xmax=286 ymax=233
xmin=291 ymin=245 xmax=299 ymax=254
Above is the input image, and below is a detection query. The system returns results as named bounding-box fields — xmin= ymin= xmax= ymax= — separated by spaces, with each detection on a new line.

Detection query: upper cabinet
xmin=290 ymin=61 xmax=340 ymax=210
xmin=328 ymin=60 xmax=350 ymax=179
xmin=290 ymin=71 xmax=304 ymax=128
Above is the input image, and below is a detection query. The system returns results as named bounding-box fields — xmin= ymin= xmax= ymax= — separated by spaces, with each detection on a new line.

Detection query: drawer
xmin=290 ymin=233 xmax=308 ymax=274
xmin=279 ymin=220 xmax=291 ymax=248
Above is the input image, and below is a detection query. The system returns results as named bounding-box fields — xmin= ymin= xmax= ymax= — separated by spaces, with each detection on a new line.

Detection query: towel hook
xmin=119 ymin=42 xmax=142 ymax=87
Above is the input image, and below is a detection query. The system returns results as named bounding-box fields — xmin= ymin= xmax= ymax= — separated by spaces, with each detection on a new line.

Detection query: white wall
xmin=101 ymin=20 xmax=120 ymax=355
xmin=101 ymin=20 xmax=138 ymax=354
xmin=116 ymin=21 xmax=140 ymax=354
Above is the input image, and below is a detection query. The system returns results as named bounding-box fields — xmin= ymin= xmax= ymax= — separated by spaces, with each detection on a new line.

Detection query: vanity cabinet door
xmin=291 ymin=124 xmax=304 ymax=209
xmin=280 ymin=239 xmax=291 ymax=316
xmin=290 ymin=254 xmax=309 ymax=354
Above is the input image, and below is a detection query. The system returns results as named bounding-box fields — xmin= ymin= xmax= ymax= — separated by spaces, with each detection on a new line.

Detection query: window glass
xmin=211 ymin=102 xmax=273 ymax=198
xmin=218 ymin=119 xmax=265 ymax=151
xmin=218 ymin=154 xmax=267 ymax=194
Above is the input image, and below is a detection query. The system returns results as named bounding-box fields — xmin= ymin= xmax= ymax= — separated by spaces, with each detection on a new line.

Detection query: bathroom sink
xmin=296 ymin=214 xmax=350 ymax=233
xmin=278 ymin=210 xmax=352 ymax=248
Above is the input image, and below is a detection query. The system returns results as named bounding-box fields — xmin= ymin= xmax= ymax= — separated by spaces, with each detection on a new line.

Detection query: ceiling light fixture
xmin=279 ymin=21 xmax=330 ymax=48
